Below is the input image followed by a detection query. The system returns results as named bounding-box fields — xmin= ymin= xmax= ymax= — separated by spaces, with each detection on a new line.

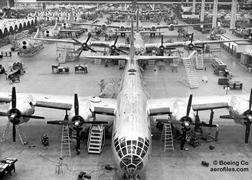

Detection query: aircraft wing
xmin=154 ymin=23 xmax=209 ymax=29
xmin=33 ymin=37 xmax=76 ymax=44
xmin=59 ymin=29 xmax=81 ymax=33
xmin=145 ymin=42 xmax=185 ymax=49
xmin=72 ymin=23 xmax=121 ymax=29
xmin=84 ymin=55 xmax=129 ymax=61
xmin=135 ymin=55 xmax=178 ymax=61
xmin=0 ymin=93 xmax=11 ymax=104
xmin=147 ymin=94 xmax=249 ymax=116
xmin=90 ymin=98 xmax=117 ymax=116
xmin=192 ymin=39 xmax=250 ymax=45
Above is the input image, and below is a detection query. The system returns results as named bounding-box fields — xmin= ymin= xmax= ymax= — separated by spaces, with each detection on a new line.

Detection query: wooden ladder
xmin=161 ymin=123 xmax=174 ymax=152
xmin=60 ymin=124 xmax=71 ymax=157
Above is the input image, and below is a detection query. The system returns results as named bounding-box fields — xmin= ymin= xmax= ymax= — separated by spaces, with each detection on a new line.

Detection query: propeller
xmin=47 ymin=93 xmax=108 ymax=154
xmin=72 ymin=33 xmax=97 ymax=57
xmin=168 ymin=24 xmax=175 ymax=31
xmin=110 ymin=36 xmax=128 ymax=55
xmin=187 ymin=33 xmax=205 ymax=50
xmin=178 ymin=94 xmax=193 ymax=150
xmin=220 ymin=89 xmax=252 ymax=143
xmin=187 ymin=33 xmax=194 ymax=50
xmin=0 ymin=87 xmax=44 ymax=142
xmin=159 ymin=35 xmax=165 ymax=56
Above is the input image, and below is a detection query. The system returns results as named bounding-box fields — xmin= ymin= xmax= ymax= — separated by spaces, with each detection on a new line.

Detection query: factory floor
xmin=0 ymin=28 xmax=252 ymax=180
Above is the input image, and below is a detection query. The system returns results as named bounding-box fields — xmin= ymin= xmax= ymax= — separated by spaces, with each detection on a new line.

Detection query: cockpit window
xmin=128 ymin=69 xmax=137 ymax=72
xmin=138 ymin=137 xmax=144 ymax=143
xmin=120 ymin=141 xmax=126 ymax=148
xmin=122 ymin=147 xmax=127 ymax=155
xmin=137 ymin=147 xmax=142 ymax=155
xmin=132 ymin=140 xmax=137 ymax=146
xmin=126 ymin=140 xmax=131 ymax=145
xmin=138 ymin=142 xmax=143 ymax=148
xmin=116 ymin=137 xmax=150 ymax=175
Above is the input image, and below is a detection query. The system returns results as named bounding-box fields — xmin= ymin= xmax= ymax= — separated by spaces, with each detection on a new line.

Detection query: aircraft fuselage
xmin=112 ymin=59 xmax=151 ymax=178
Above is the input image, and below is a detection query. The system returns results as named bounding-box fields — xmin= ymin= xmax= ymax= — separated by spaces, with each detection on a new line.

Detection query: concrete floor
xmin=0 ymin=22 xmax=252 ymax=180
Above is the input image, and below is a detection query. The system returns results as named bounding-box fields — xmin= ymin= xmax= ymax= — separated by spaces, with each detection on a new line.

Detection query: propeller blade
xmin=87 ymin=46 xmax=97 ymax=53
xmin=85 ymin=33 xmax=91 ymax=43
xmin=74 ymin=94 xmax=79 ymax=116
xmin=47 ymin=120 xmax=69 ymax=125
xmin=186 ymin=94 xmax=193 ymax=117
xmin=116 ymin=48 xmax=128 ymax=54
xmin=12 ymin=87 xmax=16 ymax=109
xmin=78 ymin=48 xmax=83 ymax=57
xmin=245 ymin=122 xmax=251 ymax=143
xmin=72 ymin=38 xmax=82 ymax=45
xmin=13 ymin=124 xmax=16 ymax=142
xmin=113 ymin=36 xmax=118 ymax=46
xmin=21 ymin=115 xmax=44 ymax=119
xmin=180 ymin=129 xmax=187 ymax=150
xmin=161 ymin=35 xmax=163 ymax=46
xmin=249 ymin=89 xmax=252 ymax=111
xmin=0 ymin=112 xmax=8 ymax=116
xmin=81 ymin=121 xmax=108 ymax=124
xmin=220 ymin=115 xmax=247 ymax=119
xmin=190 ymin=33 xmax=194 ymax=43
xmin=76 ymin=128 xmax=81 ymax=154
xmin=220 ymin=115 xmax=235 ymax=119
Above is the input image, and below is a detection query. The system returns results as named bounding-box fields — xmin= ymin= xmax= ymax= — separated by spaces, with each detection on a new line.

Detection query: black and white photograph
xmin=0 ymin=0 xmax=252 ymax=179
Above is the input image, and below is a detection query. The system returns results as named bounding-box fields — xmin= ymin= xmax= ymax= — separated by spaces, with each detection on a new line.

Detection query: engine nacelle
xmin=69 ymin=101 xmax=92 ymax=123
xmin=8 ymin=95 xmax=35 ymax=124
xmin=172 ymin=99 xmax=194 ymax=121
xmin=168 ymin=24 xmax=175 ymax=31
xmin=229 ymin=96 xmax=249 ymax=125
xmin=21 ymin=40 xmax=30 ymax=50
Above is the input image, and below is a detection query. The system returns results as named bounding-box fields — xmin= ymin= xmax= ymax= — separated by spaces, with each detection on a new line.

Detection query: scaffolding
xmin=56 ymin=43 xmax=79 ymax=63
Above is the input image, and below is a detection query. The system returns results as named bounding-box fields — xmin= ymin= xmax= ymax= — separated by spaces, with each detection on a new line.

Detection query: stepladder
xmin=161 ymin=123 xmax=174 ymax=152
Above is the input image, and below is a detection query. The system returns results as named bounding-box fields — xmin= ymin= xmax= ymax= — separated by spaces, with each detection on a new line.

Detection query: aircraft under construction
xmin=0 ymin=16 xmax=252 ymax=179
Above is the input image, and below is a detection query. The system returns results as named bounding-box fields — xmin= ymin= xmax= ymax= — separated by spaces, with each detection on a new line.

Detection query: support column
xmin=7 ymin=0 xmax=10 ymax=8
xmin=230 ymin=0 xmax=237 ymax=30
xmin=200 ymin=0 xmax=205 ymax=22
xmin=42 ymin=3 xmax=46 ymax=11
xmin=192 ymin=0 xmax=196 ymax=14
xmin=212 ymin=0 xmax=218 ymax=28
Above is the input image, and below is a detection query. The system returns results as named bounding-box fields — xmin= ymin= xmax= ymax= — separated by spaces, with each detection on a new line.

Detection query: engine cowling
xmin=172 ymin=99 xmax=194 ymax=122
xmin=21 ymin=40 xmax=30 ymax=50
xmin=229 ymin=96 xmax=249 ymax=125
xmin=8 ymin=95 xmax=35 ymax=124
xmin=168 ymin=24 xmax=175 ymax=31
